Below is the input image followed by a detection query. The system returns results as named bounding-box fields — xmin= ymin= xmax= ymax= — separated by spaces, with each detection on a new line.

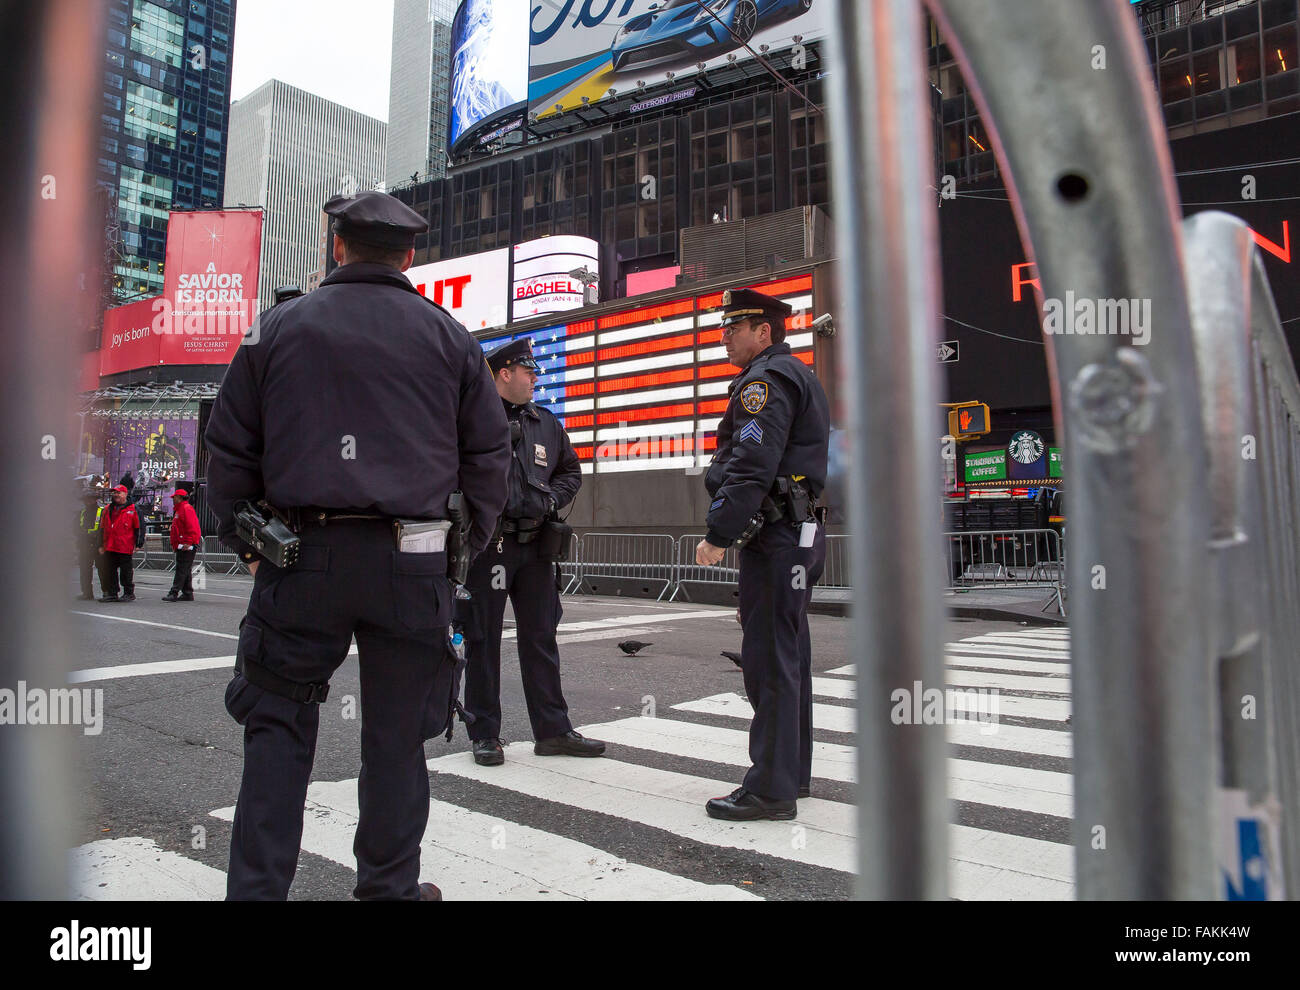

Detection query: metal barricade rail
xmin=945 ymin=528 xmax=1066 ymax=616
xmin=572 ymin=532 xmax=677 ymax=601
xmin=670 ymin=535 xmax=741 ymax=602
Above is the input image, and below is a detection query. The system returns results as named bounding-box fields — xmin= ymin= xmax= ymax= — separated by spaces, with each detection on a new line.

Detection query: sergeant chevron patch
xmin=738 ymin=420 xmax=764 ymax=444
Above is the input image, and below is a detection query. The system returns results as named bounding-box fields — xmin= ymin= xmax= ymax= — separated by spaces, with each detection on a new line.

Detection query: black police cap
xmin=323 ymin=191 xmax=429 ymax=250
xmin=485 ymin=338 xmax=541 ymax=375
xmin=717 ymin=287 xmax=794 ymax=329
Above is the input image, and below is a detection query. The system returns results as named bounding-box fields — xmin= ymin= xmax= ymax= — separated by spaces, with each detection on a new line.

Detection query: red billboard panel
xmin=99 ymin=296 xmax=163 ymax=376
xmin=157 ymin=209 xmax=263 ymax=365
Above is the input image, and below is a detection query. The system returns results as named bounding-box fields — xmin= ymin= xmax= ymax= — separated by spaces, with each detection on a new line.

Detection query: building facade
xmin=935 ymin=0 xmax=1300 ymax=185
xmin=224 ymin=79 xmax=386 ymax=310
xmin=99 ymin=0 xmax=236 ymax=303
xmin=385 ymin=0 xmax=458 ymax=189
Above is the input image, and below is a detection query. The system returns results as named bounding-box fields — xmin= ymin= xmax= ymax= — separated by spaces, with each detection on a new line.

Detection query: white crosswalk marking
xmin=73 ymin=627 xmax=1077 ymax=900
xmin=211 ymin=783 xmax=758 ymax=901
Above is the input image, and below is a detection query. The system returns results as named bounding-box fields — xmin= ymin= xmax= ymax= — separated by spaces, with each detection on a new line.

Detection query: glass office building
xmin=99 ymin=0 xmax=236 ymax=303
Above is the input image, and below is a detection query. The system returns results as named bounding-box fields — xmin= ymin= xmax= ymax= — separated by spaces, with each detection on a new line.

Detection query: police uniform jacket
xmin=501 ymin=401 xmax=582 ymax=523
xmin=704 ymin=342 xmax=830 ymax=547
xmin=204 ymin=262 xmax=512 ymax=556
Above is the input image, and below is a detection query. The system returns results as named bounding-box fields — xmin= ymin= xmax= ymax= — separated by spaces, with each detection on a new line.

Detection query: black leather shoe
xmin=418 ymin=882 xmax=442 ymax=901
xmin=534 ymin=731 xmax=606 ymax=757
xmin=162 ymin=592 xmax=179 ymax=602
xmin=179 ymin=594 xmax=194 ymax=601
xmin=798 ymin=786 xmax=811 ymax=799
xmin=706 ymin=787 xmax=797 ymax=821
xmin=472 ymin=738 xmax=504 ymax=766
xmin=97 ymin=595 xmax=119 ymax=603
xmin=119 ymin=593 xmax=136 ymax=602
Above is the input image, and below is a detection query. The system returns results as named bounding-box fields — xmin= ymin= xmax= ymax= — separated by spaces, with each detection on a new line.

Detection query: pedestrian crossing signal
xmin=948 ymin=402 xmax=990 ymax=439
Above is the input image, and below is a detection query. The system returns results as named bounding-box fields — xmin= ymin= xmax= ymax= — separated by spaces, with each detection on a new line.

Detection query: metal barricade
xmin=557 ymin=534 xmax=582 ymax=595
xmin=828 ymin=0 xmax=1299 ymax=899
xmin=200 ymin=535 xmax=247 ymax=576
xmin=944 ymin=528 xmax=1066 ymax=616
xmin=670 ymin=535 xmax=741 ymax=602
xmin=573 ymin=533 xmax=677 ymax=601
xmin=1184 ymin=211 xmax=1300 ymax=899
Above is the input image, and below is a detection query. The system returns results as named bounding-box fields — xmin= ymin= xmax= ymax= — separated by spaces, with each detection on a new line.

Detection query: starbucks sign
xmin=1008 ymin=430 xmax=1045 ymax=465
xmin=964 ymin=450 xmax=1006 ymax=483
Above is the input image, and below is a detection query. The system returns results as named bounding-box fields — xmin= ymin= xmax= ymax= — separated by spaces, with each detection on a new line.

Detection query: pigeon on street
xmin=618 ymin=640 xmax=652 ymax=656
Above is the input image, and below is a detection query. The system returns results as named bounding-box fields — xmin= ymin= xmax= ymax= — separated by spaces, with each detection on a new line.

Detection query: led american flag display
xmin=479 ymin=275 xmax=816 ymax=475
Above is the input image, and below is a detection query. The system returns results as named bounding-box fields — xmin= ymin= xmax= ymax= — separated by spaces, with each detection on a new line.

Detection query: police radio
xmin=234 ymin=500 xmax=301 ymax=569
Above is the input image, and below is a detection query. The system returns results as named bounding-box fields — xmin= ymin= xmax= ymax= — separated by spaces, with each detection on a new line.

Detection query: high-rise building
xmin=224 ymin=79 xmax=386 ymax=310
xmin=385 ymin=0 xmax=458 ymax=189
xmin=99 ymin=0 xmax=236 ymax=303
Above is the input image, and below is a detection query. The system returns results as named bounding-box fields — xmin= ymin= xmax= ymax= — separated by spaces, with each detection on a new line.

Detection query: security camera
xmin=813 ymin=313 xmax=835 ymax=338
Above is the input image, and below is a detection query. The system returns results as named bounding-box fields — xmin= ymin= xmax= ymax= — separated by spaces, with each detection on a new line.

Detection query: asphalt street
xmin=66 ymin=565 xmax=1072 ymax=901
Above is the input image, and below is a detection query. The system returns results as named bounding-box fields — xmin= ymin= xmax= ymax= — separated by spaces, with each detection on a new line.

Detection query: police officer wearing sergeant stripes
xmin=695 ymin=288 xmax=830 ymax=821
xmin=455 ymin=338 xmax=606 ymax=766
xmin=205 ymin=190 xmax=512 ymax=901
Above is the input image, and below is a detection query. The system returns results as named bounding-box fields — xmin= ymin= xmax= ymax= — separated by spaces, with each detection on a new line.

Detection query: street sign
xmin=937 ymin=340 xmax=960 ymax=363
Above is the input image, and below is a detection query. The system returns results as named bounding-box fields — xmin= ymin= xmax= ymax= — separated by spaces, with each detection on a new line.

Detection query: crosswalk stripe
xmin=504 ymin=609 xmax=734 ymax=640
xmin=582 ymin=716 xmax=1072 ymax=818
xmin=812 ymin=671 xmax=1071 ymax=697
xmin=945 ymin=643 xmax=1070 ymax=661
xmin=945 ymin=654 xmax=1072 ymax=674
xmin=675 ymin=692 xmax=855 ymax=731
xmin=943 ymin=669 xmax=1071 ymax=693
xmin=211 ymin=784 xmax=758 ymax=901
xmin=427 ymin=746 xmax=1073 ymax=899
xmin=671 ymin=693 xmax=1073 ymax=756
xmin=834 ymin=654 xmax=1071 ymax=676
xmin=947 ymin=718 xmax=1073 ymax=758
xmin=811 ymin=682 xmax=1068 ymax=722
xmin=71 ymin=837 xmax=226 ymax=900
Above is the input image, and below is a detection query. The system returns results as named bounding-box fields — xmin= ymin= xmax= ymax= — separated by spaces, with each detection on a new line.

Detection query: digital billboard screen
xmin=449 ymin=0 xmax=531 ymax=152
xmin=529 ymin=0 xmax=826 ymax=118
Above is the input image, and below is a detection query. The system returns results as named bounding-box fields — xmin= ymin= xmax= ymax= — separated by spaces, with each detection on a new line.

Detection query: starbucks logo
xmin=1008 ymin=430 xmax=1045 ymax=465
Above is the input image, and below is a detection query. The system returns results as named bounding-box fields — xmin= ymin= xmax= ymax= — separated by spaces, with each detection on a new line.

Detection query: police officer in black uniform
xmin=695 ymin=288 xmax=829 ymax=821
xmin=205 ymin=191 xmax=511 ymax=901
xmin=456 ymin=338 xmax=606 ymax=766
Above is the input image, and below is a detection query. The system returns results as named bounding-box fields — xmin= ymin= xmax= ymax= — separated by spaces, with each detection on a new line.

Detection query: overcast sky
xmin=230 ymin=0 xmax=395 ymax=121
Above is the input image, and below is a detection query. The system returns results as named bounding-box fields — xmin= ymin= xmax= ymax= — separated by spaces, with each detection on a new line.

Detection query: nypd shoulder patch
xmin=738 ymin=420 xmax=764 ymax=445
xmin=740 ymin=381 xmax=768 ymax=414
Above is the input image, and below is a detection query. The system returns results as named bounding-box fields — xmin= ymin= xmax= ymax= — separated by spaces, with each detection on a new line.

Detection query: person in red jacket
xmin=163 ymin=488 xmax=202 ymax=602
xmin=99 ymin=485 xmax=139 ymax=602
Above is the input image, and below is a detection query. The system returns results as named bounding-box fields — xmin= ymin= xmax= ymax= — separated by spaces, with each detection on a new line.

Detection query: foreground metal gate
xmin=829 ymin=0 xmax=1300 ymax=899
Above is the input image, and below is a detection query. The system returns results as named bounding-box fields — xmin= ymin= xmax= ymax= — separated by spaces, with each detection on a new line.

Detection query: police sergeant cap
xmin=485 ymin=338 xmax=541 ymax=375
xmin=716 ymin=287 xmax=794 ymax=329
xmin=323 ymin=191 xmax=429 ymax=250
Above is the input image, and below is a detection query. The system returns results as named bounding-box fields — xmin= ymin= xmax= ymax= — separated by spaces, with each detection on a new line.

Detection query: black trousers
xmin=169 ymin=548 xmax=196 ymax=594
xmin=737 ymin=520 xmax=827 ymax=801
xmin=78 ymin=540 xmax=102 ymax=597
xmin=224 ymin=520 xmax=457 ymax=901
xmin=103 ymin=551 xmax=134 ymax=596
xmin=456 ymin=533 xmax=572 ymax=742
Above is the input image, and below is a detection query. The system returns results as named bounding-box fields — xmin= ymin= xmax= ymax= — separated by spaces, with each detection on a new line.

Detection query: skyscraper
xmin=99 ymin=0 xmax=236 ymax=303
xmin=386 ymin=0 xmax=458 ymax=189
xmin=224 ymin=80 xmax=387 ymax=311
